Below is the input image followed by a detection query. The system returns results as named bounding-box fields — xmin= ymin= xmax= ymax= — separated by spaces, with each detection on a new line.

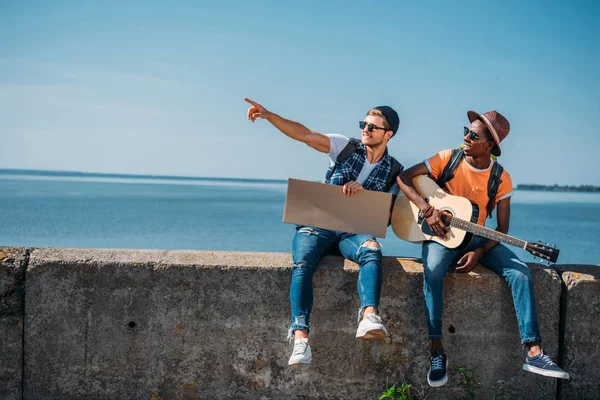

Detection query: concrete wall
xmin=0 ymin=247 xmax=27 ymax=400
xmin=557 ymin=266 xmax=600 ymax=399
xmin=0 ymin=246 xmax=598 ymax=399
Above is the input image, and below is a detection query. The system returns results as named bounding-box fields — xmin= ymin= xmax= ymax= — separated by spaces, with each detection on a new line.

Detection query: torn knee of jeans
xmin=360 ymin=240 xmax=381 ymax=251
xmin=298 ymin=227 xmax=318 ymax=236
xmin=293 ymin=261 xmax=307 ymax=269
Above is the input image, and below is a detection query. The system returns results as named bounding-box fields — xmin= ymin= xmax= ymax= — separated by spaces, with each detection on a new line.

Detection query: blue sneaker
xmin=523 ymin=351 xmax=569 ymax=379
xmin=428 ymin=351 xmax=448 ymax=387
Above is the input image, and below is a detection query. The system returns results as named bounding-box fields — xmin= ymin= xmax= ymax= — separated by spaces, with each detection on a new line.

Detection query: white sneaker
xmin=356 ymin=313 xmax=387 ymax=340
xmin=288 ymin=338 xmax=312 ymax=365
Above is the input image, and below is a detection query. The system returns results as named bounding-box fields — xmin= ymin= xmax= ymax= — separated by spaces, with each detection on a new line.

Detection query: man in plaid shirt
xmin=245 ymin=97 xmax=403 ymax=366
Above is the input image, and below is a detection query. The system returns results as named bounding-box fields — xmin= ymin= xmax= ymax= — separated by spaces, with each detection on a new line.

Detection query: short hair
xmin=366 ymin=109 xmax=391 ymax=131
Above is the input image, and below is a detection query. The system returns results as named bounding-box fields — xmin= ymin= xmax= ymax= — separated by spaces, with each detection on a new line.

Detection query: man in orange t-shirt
xmin=425 ymin=148 xmax=513 ymax=226
xmin=397 ymin=110 xmax=569 ymax=387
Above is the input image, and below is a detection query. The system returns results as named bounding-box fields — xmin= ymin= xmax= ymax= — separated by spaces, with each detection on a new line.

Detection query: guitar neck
xmin=447 ymin=216 xmax=527 ymax=249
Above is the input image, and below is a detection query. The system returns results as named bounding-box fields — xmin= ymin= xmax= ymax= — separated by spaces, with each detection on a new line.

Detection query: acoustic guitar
xmin=391 ymin=175 xmax=560 ymax=263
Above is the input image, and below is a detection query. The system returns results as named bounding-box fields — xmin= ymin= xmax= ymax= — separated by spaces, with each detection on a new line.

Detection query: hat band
xmin=479 ymin=114 xmax=500 ymax=145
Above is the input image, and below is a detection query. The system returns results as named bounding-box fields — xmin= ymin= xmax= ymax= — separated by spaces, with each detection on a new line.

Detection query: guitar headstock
xmin=526 ymin=241 xmax=560 ymax=264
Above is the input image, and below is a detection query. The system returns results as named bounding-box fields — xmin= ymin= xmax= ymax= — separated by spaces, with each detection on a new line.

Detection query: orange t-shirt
xmin=425 ymin=149 xmax=513 ymax=226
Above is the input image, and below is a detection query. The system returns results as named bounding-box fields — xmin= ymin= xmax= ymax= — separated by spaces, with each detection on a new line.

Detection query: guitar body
xmin=391 ymin=176 xmax=561 ymax=263
xmin=391 ymin=175 xmax=479 ymax=249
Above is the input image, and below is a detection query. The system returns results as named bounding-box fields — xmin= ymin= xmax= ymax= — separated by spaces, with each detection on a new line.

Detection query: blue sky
xmin=1 ymin=0 xmax=599 ymax=185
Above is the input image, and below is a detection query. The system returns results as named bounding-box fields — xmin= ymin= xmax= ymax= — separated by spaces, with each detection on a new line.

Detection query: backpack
xmin=325 ymin=138 xmax=403 ymax=192
xmin=436 ymin=148 xmax=503 ymax=219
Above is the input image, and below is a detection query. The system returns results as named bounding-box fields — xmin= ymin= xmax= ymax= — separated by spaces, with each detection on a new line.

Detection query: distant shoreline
xmin=0 ymin=168 xmax=288 ymax=185
xmin=1 ymin=169 xmax=599 ymax=192
xmin=516 ymin=184 xmax=600 ymax=192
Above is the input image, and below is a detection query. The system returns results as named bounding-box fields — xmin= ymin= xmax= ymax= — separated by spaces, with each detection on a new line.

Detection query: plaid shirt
xmin=325 ymin=144 xmax=395 ymax=192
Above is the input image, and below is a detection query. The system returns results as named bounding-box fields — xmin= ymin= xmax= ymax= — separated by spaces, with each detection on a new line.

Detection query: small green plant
xmin=379 ymin=383 xmax=415 ymax=400
xmin=457 ymin=366 xmax=481 ymax=400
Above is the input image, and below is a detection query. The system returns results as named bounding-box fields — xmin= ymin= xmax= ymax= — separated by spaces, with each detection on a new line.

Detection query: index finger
xmin=244 ymin=97 xmax=259 ymax=107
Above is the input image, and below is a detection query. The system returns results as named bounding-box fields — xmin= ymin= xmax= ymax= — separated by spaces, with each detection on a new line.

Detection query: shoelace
xmin=366 ymin=313 xmax=383 ymax=324
xmin=539 ymin=352 xmax=557 ymax=366
xmin=431 ymin=354 xmax=444 ymax=370
xmin=292 ymin=341 xmax=308 ymax=356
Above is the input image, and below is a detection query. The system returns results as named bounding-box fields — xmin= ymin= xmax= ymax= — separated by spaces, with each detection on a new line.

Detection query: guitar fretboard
xmin=444 ymin=215 xmax=527 ymax=249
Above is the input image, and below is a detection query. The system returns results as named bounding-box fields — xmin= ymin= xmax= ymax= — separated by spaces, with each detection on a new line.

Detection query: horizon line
xmin=1 ymin=168 xmax=599 ymax=189
xmin=0 ymin=168 xmax=288 ymax=184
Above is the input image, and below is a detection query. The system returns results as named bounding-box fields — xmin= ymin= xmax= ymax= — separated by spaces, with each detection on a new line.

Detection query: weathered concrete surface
xmin=0 ymin=247 xmax=27 ymax=400
xmin=381 ymin=260 xmax=561 ymax=400
xmin=558 ymin=266 xmax=600 ymax=399
xmin=24 ymin=248 xmax=563 ymax=399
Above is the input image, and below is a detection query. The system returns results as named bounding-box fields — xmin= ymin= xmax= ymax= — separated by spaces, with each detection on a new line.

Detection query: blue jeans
xmin=290 ymin=225 xmax=383 ymax=332
xmin=423 ymin=236 xmax=542 ymax=344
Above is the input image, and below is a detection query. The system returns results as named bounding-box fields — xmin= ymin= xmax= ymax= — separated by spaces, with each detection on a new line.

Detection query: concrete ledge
xmin=23 ymin=248 xmax=564 ymax=399
xmin=558 ymin=266 xmax=600 ymax=399
xmin=0 ymin=246 xmax=27 ymax=400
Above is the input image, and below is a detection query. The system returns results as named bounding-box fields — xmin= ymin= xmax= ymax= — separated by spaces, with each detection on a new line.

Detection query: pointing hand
xmin=244 ymin=98 xmax=271 ymax=122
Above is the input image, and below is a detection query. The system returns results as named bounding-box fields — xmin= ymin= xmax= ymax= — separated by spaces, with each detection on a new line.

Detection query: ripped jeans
xmin=290 ymin=225 xmax=383 ymax=333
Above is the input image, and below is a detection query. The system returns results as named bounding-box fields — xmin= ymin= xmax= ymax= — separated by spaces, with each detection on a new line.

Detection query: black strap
xmin=386 ymin=157 xmax=404 ymax=192
xmin=325 ymin=138 xmax=361 ymax=181
xmin=436 ymin=148 xmax=464 ymax=189
xmin=486 ymin=161 xmax=503 ymax=219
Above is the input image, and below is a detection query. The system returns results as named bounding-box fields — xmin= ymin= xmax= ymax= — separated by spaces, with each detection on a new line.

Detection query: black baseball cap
xmin=373 ymin=105 xmax=400 ymax=137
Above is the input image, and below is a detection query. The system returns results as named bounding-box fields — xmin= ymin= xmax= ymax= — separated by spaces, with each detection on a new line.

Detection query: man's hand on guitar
xmin=426 ymin=209 xmax=448 ymax=239
xmin=342 ymin=181 xmax=363 ymax=197
xmin=455 ymin=248 xmax=484 ymax=273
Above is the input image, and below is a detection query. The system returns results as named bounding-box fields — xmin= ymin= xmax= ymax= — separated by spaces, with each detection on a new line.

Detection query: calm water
xmin=1 ymin=171 xmax=599 ymax=265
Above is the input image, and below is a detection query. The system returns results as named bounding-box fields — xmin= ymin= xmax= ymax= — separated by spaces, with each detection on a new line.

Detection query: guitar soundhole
xmin=440 ymin=209 xmax=453 ymax=227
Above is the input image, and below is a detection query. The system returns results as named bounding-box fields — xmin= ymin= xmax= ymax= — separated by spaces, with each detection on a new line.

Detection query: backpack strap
xmin=486 ymin=161 xmax=503 ymax=219
xmin=325 ymin=138 xmax=361 ymax=181
xmin=325 ymin=138 xmax=402 ymax=192
xmin=385 ymin=157 xmax=404 ymax=192
xmin=436 ymin=148 xmax=464 ymax=189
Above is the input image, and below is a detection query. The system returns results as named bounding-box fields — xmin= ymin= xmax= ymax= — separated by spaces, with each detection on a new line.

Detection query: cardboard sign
xmin=282 ymin=178 xmax=393 ymax=238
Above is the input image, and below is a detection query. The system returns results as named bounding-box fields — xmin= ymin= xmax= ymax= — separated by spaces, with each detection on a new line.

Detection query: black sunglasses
xmin=359 ymin=121 xmax=387 ymax=133
xmin=464 ymin=126 xmax=482 ymax=141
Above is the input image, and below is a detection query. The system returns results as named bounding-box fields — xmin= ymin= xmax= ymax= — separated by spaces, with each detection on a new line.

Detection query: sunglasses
xmin=463 ymin=126 xmax=490 ymax=141
xmin=359 ymin=121 xmax=388 ymax=133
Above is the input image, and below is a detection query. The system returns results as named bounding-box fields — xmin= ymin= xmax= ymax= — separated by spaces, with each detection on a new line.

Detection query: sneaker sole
xmin=427 ymin=374 xmax=448 ymax=388
xmin=288 ymin=358 xmax=312 ymax=366
xmin=356 ymin=327 xmax=387 ymax=341
xmin=522 ymin=364 xmax=570 ymax=379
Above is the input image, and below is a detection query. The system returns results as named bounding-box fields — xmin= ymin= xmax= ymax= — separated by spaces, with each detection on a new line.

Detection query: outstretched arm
xmin=397 ymin=163 xmax=448 ymax=238
xmin=245 ymin=97 xmax=330 ymax=153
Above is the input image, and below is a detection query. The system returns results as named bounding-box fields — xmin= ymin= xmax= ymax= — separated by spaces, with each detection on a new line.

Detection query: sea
xmin=1 ymin=170 xmax=599 ymax=266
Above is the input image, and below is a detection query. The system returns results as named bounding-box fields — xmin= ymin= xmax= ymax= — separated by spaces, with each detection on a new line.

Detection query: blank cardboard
xmin=283 ymin=178 xmax=393 ymax=238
